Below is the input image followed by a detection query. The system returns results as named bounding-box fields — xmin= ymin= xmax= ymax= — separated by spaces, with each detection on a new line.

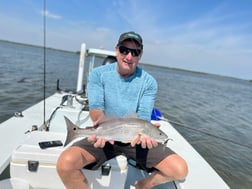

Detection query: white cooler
xmin=10 ymin=131 xmax=128 ymax=189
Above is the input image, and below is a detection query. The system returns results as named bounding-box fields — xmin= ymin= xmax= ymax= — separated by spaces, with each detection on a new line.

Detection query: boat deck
xmin=0 ymin=92 xmax=64 ymax=174
xmin=0 ymin=92 xmax=230 ymax=189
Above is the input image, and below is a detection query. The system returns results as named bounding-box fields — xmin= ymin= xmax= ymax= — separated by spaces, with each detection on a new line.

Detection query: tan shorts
xmin=72 ymin=138 xmax=175 ymax=171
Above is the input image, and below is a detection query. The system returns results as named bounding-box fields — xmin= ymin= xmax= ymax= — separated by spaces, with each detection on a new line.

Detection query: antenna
xmin=42 ymin=0 xmax=48 ymax=131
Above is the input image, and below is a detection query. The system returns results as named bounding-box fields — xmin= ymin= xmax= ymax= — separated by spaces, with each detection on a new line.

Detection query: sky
xmin=0 ymin=0 xmax=252 ymax=80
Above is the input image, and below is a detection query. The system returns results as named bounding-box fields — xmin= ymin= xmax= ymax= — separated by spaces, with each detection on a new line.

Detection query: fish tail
xmin=64 ymin=116 xmax=80 ymax=146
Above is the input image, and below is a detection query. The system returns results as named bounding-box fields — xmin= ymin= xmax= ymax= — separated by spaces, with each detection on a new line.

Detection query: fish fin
xmin=123 ymin=111 xmax=138 ymax=118
xmin=85 ymin=126 xmax=96 ymax=129
xmin=98 ymin=116 xmax=116 ymax=124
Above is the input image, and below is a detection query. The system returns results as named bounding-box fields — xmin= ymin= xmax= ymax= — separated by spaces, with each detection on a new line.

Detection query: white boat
xmin=0 ymin=43 xmax=230 ymax=189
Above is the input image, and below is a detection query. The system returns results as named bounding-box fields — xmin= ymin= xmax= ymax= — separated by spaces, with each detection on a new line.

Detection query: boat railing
xmin=76 ymin=43 xmax=116 ymax=95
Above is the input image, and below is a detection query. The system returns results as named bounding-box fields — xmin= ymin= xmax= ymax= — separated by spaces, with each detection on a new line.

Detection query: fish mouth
xmin=163 ymin=138 xmax=173 ymax=145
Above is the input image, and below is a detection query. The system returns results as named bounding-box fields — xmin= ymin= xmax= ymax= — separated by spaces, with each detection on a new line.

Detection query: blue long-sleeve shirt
xmin=87 ymin=63 xmax=157 ymax=121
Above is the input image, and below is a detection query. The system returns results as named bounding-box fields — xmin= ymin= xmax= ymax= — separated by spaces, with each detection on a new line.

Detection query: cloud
xmin=41 ymin=10 xmax=62 ymax=20
xmin=114 ymin=1 xmax=251 ymax=79
xmin=0 ymin=0 xmax=251 ymax=79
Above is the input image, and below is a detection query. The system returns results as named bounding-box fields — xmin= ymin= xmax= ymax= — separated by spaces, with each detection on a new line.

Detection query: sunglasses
xmin=118 ymin=46 xmax=142 ymax=57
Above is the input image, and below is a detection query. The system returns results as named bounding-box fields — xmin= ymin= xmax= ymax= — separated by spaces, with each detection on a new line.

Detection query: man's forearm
xmin=89 ymin=109 xmax=104 ymax=124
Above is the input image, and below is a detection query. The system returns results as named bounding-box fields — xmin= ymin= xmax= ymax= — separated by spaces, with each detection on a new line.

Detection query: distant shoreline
xmin=0 ymin=39 xmax=251 ymax=82
xmin=0 ymin=39 xmax=74 ymax=54
xmin=140 ymin=63 xmax=251 ymax=82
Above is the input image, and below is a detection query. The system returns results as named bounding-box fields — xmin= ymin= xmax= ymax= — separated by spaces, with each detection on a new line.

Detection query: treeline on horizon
xmin=1 ymin=39 xmax=251 ymax=82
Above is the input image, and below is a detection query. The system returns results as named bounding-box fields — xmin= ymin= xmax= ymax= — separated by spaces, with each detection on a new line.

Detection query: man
xmin=57 ymin=31 xmax=188 ymax=189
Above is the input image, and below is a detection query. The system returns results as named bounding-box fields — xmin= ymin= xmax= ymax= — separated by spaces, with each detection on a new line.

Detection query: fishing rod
xmin=165 ymin=117 xmax=252 ymax=150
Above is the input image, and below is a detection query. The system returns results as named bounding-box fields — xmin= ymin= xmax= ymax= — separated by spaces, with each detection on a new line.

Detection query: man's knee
xmin=157 ymin=154 xmax=188 ymax=180
xmin=57 ymin=150 xmax=75 ymax=175
xmin=175 ymin=158 xmax=188 ymax=180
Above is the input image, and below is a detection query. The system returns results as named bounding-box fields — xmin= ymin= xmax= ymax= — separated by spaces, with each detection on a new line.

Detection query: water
xmin=0 ymin=41 xmax=252 ymax=189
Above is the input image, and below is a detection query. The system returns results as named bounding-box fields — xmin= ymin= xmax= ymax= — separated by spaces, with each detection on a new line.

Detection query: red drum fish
xmin=64 ymin=116 xmax=169 ymax=146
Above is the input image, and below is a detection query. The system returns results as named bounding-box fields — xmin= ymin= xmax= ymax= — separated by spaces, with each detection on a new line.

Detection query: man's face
xmin=115 ymin=40 xmax=142 ymax=77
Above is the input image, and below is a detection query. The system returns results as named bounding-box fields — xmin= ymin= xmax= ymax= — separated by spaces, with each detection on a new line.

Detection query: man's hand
xmin=130 ymin=122 xmax=160 ymax=149
xmin=88 ymin=134 xmax=114 ymax=148
xmin=131 ymin=134 xmax=158 ymax=149
xmin=89 ymin=110 xmax=114 ymax=148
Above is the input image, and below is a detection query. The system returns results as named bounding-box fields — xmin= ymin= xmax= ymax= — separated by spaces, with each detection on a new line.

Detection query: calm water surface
xmin=0 ymin=41 xmax=252 ymax=189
